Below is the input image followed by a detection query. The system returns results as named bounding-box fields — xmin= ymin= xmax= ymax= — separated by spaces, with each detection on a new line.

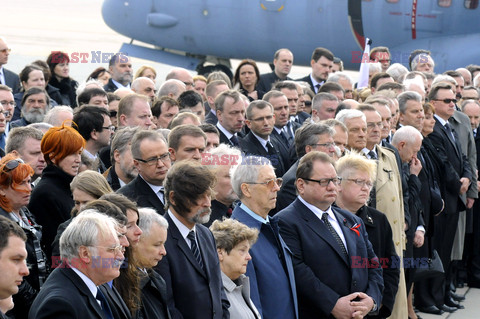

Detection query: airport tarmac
xmin=1 ymin=0 xmax=358 ymax=86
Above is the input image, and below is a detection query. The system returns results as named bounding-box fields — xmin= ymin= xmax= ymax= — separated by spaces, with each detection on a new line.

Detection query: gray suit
xmin=449 ymin=110 xmax=477 ymax=260
xmin=2 ymin=68 xmax=21 ymax=94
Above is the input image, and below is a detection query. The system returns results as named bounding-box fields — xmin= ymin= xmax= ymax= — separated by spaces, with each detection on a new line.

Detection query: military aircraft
xmin=102 ymin=0 xmax=480 ymax=73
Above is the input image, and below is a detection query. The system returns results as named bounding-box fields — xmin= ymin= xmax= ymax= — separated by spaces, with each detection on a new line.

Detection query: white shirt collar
xmin=434 ymin=114 xmax=448 ymax=126
xmin=216 ymin=122 xmax=234 ymax=140
xmin=251 ymin=132 xmax=270 ymax=151
xmin=168 ymin=209 xmax=196 ymax=242
xmin=71 ymin=267 xmax=98 ymax=299
xmin=111 ymin=79 xmax=130 ymax=89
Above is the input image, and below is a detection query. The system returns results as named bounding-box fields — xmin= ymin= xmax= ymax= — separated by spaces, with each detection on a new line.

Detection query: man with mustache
xmin=156 ymin=161 xmax=229 ymax=319
xmin=231 ymin=156 xmax=298 ymax=319
xmin=104 ymin=54 xmax=133 ymax=92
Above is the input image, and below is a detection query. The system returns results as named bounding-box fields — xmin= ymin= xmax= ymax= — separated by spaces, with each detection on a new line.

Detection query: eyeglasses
xmin=183 ymin=81 xmax=194 ymax=87
xmin=101 ymin=125 xmax=116 ymax=132
xmin=302 ymin=177 xmax=342 ymax=187
xmin=244 ymin=177 xmax=283 ymax=189
xmin=0 ymin=101 xmax=15 ymax=107
xmin=433 ymin=98 xmax=457 ymax=104
xmin=304 ymin=101 xmax=312 ymax=106
xmin=347 ymin=179 xmax=374 ymax=188
xmin=0 ymin=48 xmax=11 ymax=54
xmin=135 ymin=152 xmax=171 ymax=166
xmin=109 ymin=111 xmax=117 ymax=117
xmin=367 ymin=122 xmax=383 ymax=129
xmin=311 ymin=142 xmax=335 ymax=149
xmin=250 ymin=115 xmax=274 ymax=122
xmin=89 ymin=244 xmax=123 ymax=255
xmin=2 ymin=159 xmax=24 ymax=172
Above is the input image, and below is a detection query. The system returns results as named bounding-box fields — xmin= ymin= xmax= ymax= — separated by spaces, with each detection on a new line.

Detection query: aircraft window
xmin=438 ymin=0 xmax=451 ymax=7
xmin=465 ymin=0 xmax=479 ymax=9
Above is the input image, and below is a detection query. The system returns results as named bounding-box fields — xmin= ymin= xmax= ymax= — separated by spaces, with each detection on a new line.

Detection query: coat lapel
xmin=166 ymin=215 xmax=207 ymax=278
xmin=297 ymin=201 xmax=350 ymax=266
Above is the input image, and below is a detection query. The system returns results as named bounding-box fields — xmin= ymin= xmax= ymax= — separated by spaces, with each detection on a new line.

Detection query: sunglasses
xmin=433 ymin=98 xmax=457 ymax=104
xmin=2 ymin=159 xmax=25 ymax=172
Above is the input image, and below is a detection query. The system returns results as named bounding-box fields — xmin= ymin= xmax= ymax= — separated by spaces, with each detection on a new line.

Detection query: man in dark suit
xmin=461 ymin=100 xmax=480 ymax=287
xmin=215 ymin=90 xmax=245 ymax=147
xmin=274 ymin=152 xmax=383 ymax=319
xmin=0 ymin=38 xmax=21 ymax=94
xmin=29 ymin=211 xmax=124 ymax=319
xmin=263 ymin=90 xmax=297 ymax=170
xmin=205 ymin=80 xmax=229 ymax=125
xmin=104 ymin=54 xmax=133 ymax=92
xmin=275 ymin=123 xmax=336 ymax=213
xmin=257 ymin=49 xmax=293 ymax=92
xmin=296 ymin=47 xmax=334 ymax=93
xmin=427 ymin=83 xmax=473 ymax=310
xmin=240 ymin=100 xmax=285 ymax=176
xmin=231 ymin=156 xmax=298 ymax=319
xmin=0 ymin=216 xmax=29 ymax=318
xmin=155 ymin=161 xmax=229 ymax=319
xmin=117 ymin=130 xmax=171 ymax=215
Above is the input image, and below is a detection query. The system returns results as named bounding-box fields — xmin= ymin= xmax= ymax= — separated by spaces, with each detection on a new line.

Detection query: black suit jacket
xmin=239 ymin=132 xmax=285 ymax=176
xmin=356 ymin=205 xmax=399 ymax=319
xmin=274 ymin=200 xmax=383 ymax=319
xmin=155 ymin=213 xmax=229 ymax=319
xmin=274 ymin=159 xmax=299 ymax=214
xmin=117 ymin=175 xmax=165 ymax=215
xmin=29 ymin=266 xmax=107 ymax=319
xmin=295 ymin=75 xmax=315 ymax=92
xmin=205 ymin=110 xmax=218 ymax=125
xmin=3 ymin=67 xmax=21 ymax=94
xmin=427 ymin=119 xmax=472 ymax=214
xmin=99 ymin=283 xmax=132 ymax=319
xmin=257 ymin=72 xmax=292 ymax=92
xmin=138 ymin=270 xmax=171 ymax=319
xmin=270 ymin=128 xmax=296 ymax=171
xmin=103 ymin=78 xmax=120 ymax=92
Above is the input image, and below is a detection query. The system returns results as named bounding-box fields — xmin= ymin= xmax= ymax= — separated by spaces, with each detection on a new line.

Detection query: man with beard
xmin=104 ymin=54 xmax=133 ymax=92
xmin=231 ymin=156 xmax=298 ymax=319
xmin=156 ymin=161 xmax=229 ymax=319
xmin=117 ymin=130 xmax=171 ymax=215
xmin=10 ymin=87 xmax=49 ymax=128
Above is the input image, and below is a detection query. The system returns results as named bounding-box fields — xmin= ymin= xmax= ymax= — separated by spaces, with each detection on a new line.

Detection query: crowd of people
xmin=1 ymin=33 xmax=480 ymax=319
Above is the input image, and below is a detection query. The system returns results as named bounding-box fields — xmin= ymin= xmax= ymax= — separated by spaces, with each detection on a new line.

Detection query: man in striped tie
xmin=156 ymin=161 xmax=229 ymax=319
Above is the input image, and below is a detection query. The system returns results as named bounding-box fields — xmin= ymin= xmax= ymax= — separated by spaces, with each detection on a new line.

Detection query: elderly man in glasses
xmin=274 ymin=151 xmax=383 ymax=319
xmin=231 ymin=156 xmax=298 ymax=319
xmin=29 ymin=210 xmax=124 ymax=319
xmin=117 ymin=130 xmax=171 ymax=215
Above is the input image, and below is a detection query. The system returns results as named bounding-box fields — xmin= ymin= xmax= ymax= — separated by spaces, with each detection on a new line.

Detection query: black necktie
xmin=266 ymin=141 xmax=276 ymax=155
xmin=368 ymin=150 xmax=377 ymax=160
xmin=279 ymin=131 xmax=289 ymax=145
xmin=187 ymin=230 xmax=204 ymax=270
xmin=96 ymin=288 xmax=113 ymax=319
xmin=315 ymin=83 xmax=321 ymax=93
xmin=321 ymin=213 xmax=348 ymax=259
xmin=230 ymin=135 xmax=239 ymax=147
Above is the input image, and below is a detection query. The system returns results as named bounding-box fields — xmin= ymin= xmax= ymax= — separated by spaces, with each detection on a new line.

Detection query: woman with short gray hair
xmin=210 ymin=218 xmax=260 ymax=319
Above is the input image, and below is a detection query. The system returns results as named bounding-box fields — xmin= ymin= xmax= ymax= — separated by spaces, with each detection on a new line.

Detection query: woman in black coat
xmin=336 ymin=153 xmax=400 ymax=319
xmin=28 ymin=124 xmax=85 ymax=266
xmin=46 ymin=51 xmax=78 ymax=107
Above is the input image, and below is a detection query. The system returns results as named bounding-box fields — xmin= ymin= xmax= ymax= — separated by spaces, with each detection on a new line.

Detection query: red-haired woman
xmin=46 ymin=51 xmax=78 ymax=107
xmin=28 ymin=123 xmax=85 ymax=264
xmin=0 ymin=153 xmax=48 ymax=318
